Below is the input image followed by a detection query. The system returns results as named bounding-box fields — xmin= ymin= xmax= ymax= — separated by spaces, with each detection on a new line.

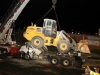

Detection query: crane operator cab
xmin=42 ymin=19 xmax=57 ymax=38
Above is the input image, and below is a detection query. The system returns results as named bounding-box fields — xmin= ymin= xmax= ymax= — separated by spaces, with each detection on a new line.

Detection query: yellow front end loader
xmin=23 ymin=19 xmax=75 ymax=53
xmin=23 ymin=25 xmax=46 ymax=49
xmin=23 ymin=18 xmax=90 ymax=54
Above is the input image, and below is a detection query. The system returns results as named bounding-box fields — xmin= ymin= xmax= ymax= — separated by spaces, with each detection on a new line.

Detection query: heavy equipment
xmin=23 ymin=0 xmax=90 ymax=54
xmin=22 ymin=15 xmax=89 ymax=68
xmin=23 ymin=18 xmax=90 ymax=54
xmin=19 ymin=40 xmax=89 ymax=68
xmin=0 ymin=0 xmax=30 ymax=56
xmin=20 ymin=0 xmax=90 ymax=67
xmin=23 ymin=19 xmax=89 ymax=50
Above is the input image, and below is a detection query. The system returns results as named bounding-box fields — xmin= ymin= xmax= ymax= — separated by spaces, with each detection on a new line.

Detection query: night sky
xmin=0 ymin=0 xmax=100 ymax=35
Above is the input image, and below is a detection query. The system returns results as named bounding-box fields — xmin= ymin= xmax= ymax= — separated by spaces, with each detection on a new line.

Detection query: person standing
xmin=82 ymin=67 xmax=90 ymax=75
xmin=87 ymin=66 xmax=100 ymax=75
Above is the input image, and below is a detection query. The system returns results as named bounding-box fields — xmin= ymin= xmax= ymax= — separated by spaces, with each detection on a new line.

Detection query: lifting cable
xmin=53 ymin=5 xmax=61 ymax=31
xmin=35 ymin=0 xmax=61 ymax=31
xmin=35 ymin=7 xmax=53 ymax=25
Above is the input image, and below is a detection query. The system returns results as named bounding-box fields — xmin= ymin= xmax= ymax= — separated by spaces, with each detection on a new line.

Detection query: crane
xmin=0 ymin=0 xmax=30 ymax=55
xmin=0 ymin=0 xmax=30 ymax=45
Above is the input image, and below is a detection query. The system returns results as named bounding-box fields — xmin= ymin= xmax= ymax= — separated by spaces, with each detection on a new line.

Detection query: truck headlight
xmin=29 ymin=50 xmax=32 ymax=52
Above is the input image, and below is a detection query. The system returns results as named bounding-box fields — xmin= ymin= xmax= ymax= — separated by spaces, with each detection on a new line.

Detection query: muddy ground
xmin=0 ymin=53 xmax=100 ymax=75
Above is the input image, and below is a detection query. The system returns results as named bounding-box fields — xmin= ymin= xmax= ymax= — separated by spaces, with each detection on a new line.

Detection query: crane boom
xmin=0 ymin=0 xmax=30 ymax=44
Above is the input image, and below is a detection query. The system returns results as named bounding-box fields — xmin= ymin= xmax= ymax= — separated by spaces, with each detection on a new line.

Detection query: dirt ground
xmin=0 ymin=53 xmax=100 ymax=75
xmin=0 ymin=56 xmax=86 ymax=75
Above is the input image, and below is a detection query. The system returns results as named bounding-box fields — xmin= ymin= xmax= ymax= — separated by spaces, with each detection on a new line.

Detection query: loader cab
xmin=42 ymin=19 xmax=57 ymax=37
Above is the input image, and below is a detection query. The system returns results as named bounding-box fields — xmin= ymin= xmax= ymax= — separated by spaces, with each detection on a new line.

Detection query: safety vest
xmin=90 ymin=70 xmax=100 ymax=75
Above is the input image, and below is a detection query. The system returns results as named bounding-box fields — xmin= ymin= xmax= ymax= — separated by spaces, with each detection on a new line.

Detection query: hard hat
xmin=94 ymin=67 xmax=100 ymax=70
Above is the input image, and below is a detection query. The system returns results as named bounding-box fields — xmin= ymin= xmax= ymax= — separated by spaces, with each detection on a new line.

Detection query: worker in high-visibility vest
xmin=81 ymin=68 xmax=90 ymax=75
xmin=87 ymin=66 xmax=100 ymax=75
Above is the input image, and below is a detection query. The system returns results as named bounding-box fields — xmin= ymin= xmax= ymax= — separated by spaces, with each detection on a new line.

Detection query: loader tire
xmin=50 ymin=56 xmax=59 ymax=65
xmin=31 ymin=36 xmax=44 ymax=48
xmin=60 ymin=58 xmax=71 ymax=67
xmin=57 ymin=40 xmax=70 ymax=53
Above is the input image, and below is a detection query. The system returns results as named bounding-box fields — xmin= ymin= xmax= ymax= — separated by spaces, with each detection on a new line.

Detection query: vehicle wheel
xmin=0 ymin=48 xmax=8 ymax=54
xmin=24 ymin=54 xmax=30 ymax=60
xmin=57 ymin=40 xmax=70 ymax=53
xmin=49 ymin=56 xmax=59 ymax=65
xmin=31 ymin=36 xmax=44 ymax=48
xmin=3 ymin=50 xmax=8 ymax=53
xmin=60 ymin=58 xmax=70 ymax=67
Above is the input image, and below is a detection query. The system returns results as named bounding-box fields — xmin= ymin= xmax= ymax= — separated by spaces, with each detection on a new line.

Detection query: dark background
xmin=0 ymin=0 xmax=100 ymax=35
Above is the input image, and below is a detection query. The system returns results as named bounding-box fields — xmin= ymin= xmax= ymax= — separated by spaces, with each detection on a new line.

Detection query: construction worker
xmin=87 ymin=66 xmax=100 ymax=75
xmin=82 ymin=67 xmax=90 ymax=75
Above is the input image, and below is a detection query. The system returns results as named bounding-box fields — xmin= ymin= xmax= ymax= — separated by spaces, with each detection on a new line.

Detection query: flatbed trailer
xmin=19 ymin=43 xmax=88 ymax=68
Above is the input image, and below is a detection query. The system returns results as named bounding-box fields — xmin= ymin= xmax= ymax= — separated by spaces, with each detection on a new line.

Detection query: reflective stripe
xmin=90 ymin=70 xmax=100 ymax=75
